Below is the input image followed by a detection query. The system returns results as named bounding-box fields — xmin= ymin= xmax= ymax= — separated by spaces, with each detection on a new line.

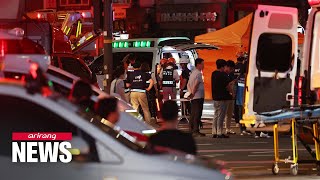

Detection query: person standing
xmin=127 ymin=61 xmax=155 ymax=125
xmin=211 ymin=59 xmax=230 ymax=138
xmin=187 ymin=58 xmax=205 ymax=137
xmin=160 ymin=57 xmax=179 ymax=101
xmin=148 ymin=100 xmax=197 ymax=155
xmin=141 ymin=62 xmax=158 ymax=119
xmin=224 ymin=60 xmax=236 ymax=135
xmin=110 ymin=66 xmax=127 ymax=102
xmin=179 ymin=56 xmax=192 ymax=116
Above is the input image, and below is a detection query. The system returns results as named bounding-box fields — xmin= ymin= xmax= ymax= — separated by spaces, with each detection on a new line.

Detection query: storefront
xmin=228 ymin=0 xmax=303 ymax=25
xmin=156 ymin=1 xmax=228 ymax=39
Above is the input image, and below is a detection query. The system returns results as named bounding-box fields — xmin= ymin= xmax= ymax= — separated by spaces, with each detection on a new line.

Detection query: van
xmin=301 ymin=2 xmax=320 ymax=104
xmin=242 ymin=5 xmax=299 ymax=121
xmin=89 ymin=37 xmax=217 ymax=90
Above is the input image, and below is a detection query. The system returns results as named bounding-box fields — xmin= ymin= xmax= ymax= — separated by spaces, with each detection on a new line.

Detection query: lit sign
xmin=113 ymin=41 xmax=154 ymax=48
xmin=160 ymin=12 xmax=218 ymax=22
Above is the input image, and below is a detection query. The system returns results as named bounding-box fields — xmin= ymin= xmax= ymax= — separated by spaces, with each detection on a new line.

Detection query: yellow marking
xmin=313 ymin=122 xmax=320 ymax=161
xmin=273 ymin=124 xmax=280 ymax=162
xmin=103 ymin=39 xmax=113 ymax=43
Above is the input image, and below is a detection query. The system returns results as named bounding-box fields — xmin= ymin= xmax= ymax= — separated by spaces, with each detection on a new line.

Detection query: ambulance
xmin=89 ymin=37 xmax=218 ymax=89
xmin=242 ymin=2 xmax=320 ymax=123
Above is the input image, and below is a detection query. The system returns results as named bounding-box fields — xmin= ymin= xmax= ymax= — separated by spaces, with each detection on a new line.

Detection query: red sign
xmin=12 ymin=132 xmax=73 ymax=141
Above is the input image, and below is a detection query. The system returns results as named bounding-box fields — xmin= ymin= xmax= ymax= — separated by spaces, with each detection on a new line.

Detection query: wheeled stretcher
xmin=241 ymin=106 xmax=320 ymax=175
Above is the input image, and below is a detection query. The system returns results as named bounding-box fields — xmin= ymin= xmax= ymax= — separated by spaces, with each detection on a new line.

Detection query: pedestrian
xmin=122 ymin=53 xmax=137 ymax=102
xmin=224 ymin=60 xmax=236 ymax=135
xmin=179 ymin=56 xmax=192 ymax=116
xmin=110 ymin=65 xmax=127 ymax=102
xmin=141 ymin=62 xmax=158 ymax=119
xmin=234 ymin=56 xmax=251 ymax=136
xmin=160 ymin=57 xmax=179 ymax=101
xmin=69 ymin=79 xmax=94 ymax=110
xmin=211 ymin=59 xmax=230 ymax=138
xmin=148 ymin=100 xmax=197 ymax=155
xmin=187 ymin=58 xmax=205 ymax=137
xmin=127 ymin=61 xmax=156 ymax=126
xmin=95 ymin=97 xmax=120 ymax=125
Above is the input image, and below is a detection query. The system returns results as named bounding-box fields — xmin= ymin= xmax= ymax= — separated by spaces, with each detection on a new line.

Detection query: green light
xmin=119 ymin=42 xmax=124 ymax=48
xmin=141 ymin=41 xmax=146 ymax=47
xmin=146 ymin=41 xmax=151 ymax=47
xmin=48 ymin=81 xmax=53 ymax=87
xmin=124 ymin=42 xmax=129 ymax=48
xmin=85 ymin=107 xmax=90 ymax=112
xmin=134 ymin=41 xmax=141 ymax=47
xmin=113 ymin=42 xmax=119 ymax=48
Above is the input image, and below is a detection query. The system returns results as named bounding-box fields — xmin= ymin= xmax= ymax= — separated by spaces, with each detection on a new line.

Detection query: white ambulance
xmin=242 ymin=5 xmax=299 ymax=122
xmin=89 ymin=37 xmax=218 ymax=89
xmin=242 ymin=2 xmax=320 ymax=122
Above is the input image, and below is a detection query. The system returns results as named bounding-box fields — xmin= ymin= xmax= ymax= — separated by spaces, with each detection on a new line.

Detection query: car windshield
xmin=75 ymin=107 xmax=146 ymax=152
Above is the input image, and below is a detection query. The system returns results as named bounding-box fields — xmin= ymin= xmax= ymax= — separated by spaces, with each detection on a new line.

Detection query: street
xmin=178 ymin=121 xmax=319 ymax=179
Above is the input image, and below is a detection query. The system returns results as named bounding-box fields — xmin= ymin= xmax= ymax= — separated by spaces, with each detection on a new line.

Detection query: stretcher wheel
xmin=272 ymin=164 xmax=279 ymax=175
xmin=290 ymin=164 xmax=298 ymax=176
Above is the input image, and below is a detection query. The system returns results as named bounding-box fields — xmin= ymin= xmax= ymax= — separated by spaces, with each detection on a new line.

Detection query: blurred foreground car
xmin=0 ymin=78 xmax=231 ymax=180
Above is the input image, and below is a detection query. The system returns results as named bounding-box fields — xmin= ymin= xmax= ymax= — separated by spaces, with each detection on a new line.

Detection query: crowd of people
xmin=68 ymin=52 xmax=270 ymax=155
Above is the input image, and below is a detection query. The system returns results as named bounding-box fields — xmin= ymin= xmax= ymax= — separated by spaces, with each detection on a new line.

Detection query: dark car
xmin=51 ymin=53 xmax=98 ymax=86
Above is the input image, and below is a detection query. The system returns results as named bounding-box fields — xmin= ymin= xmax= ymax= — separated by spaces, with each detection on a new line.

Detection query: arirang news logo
xmin=12 ymin=132 xmax=73 ymax=163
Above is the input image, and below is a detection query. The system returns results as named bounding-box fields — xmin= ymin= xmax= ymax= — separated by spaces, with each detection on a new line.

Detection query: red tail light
xmin=308 ymin=0 xmax=320 ymax=6
xmin=298 ymin=77 xmax=303 ymax=105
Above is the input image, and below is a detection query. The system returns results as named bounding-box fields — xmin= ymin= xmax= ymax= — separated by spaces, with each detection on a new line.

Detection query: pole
xmin=103 ymin=0 xmax=113 ymax=93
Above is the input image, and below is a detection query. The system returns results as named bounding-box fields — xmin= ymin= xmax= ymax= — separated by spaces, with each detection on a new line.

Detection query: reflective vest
xmin=130 ymin=70 xmax=147 ymax=92
xmin=162 ymin=68 xmax=174 ymax=87
xmin=234 ymin=63 xmax=245 ymax=85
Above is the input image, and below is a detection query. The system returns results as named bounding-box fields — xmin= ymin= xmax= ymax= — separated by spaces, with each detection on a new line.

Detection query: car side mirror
xmin=69 ymin=136 xmax=90 ymax=156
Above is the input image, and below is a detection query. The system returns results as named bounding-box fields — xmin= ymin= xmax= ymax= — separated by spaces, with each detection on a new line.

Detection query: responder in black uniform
xmin=160 ymin=57 xmax=179 ymax=101
xmin=127 ymin=61 xmax=155 ymax=125
xmin=141 ymin=62 xmax=158 ymax=119
xmin=179 ymin=56 xmax=192 ymax=115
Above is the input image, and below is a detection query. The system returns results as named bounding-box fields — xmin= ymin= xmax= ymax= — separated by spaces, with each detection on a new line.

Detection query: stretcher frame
xmin=242 ymin=107 xmax=320 ymax=176
xmin=272 ymin=118 xmax=320 ymax=175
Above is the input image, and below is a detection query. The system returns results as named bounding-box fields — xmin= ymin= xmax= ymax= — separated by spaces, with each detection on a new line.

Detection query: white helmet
xmin=179 ymin=56 xmax=190 ymax=64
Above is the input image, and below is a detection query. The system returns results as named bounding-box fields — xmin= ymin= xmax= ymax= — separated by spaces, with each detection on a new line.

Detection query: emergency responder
xmin=179 ymin=56 xmax=192 ymax=115
xmin=160 ymin=57 xmax=179 ymax=101
xmin=127 ymin=61 xmax=155 ymax=126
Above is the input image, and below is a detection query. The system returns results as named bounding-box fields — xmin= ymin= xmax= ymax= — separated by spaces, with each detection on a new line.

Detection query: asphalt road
xmin=178 ymin=120 xmax=320 ymax=180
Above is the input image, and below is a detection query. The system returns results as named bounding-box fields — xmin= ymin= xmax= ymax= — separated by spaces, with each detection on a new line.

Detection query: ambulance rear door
xmin=303 ymin=6 xmax=320 ymax=93
xmin=245 ymin=5 xmax=298 ymax=116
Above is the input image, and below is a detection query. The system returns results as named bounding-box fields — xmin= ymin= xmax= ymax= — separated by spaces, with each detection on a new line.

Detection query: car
xmin=51 ymin=52 xmax=98 ymax=87
xmin=0 ymin=78 xmax=231 ymax=180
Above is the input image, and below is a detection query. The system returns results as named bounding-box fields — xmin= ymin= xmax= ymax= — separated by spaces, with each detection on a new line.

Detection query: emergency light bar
xmin=112 ymin=41 xmax=154 ymax=48
xmin=308 ymin=0 xmax=320 ymax=7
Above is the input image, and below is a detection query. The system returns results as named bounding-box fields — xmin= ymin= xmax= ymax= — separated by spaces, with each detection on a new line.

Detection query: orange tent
xmin=195 ymin=14 xmax=253 ymax=99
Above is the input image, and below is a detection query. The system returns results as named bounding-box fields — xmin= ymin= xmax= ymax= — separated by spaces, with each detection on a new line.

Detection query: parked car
xmin=51 ymin=53 xmax=98 ymax=87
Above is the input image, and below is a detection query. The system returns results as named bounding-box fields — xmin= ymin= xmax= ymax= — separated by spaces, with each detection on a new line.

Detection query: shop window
xmin=256 ymin=33 xmax=292 ymax=72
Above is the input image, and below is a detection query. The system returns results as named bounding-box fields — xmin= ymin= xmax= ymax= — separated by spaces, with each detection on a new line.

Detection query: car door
xmin=244 ymin=5 xmax=298 ymax=116
xmin=0 ymin=93 xmax=125 ymax=180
